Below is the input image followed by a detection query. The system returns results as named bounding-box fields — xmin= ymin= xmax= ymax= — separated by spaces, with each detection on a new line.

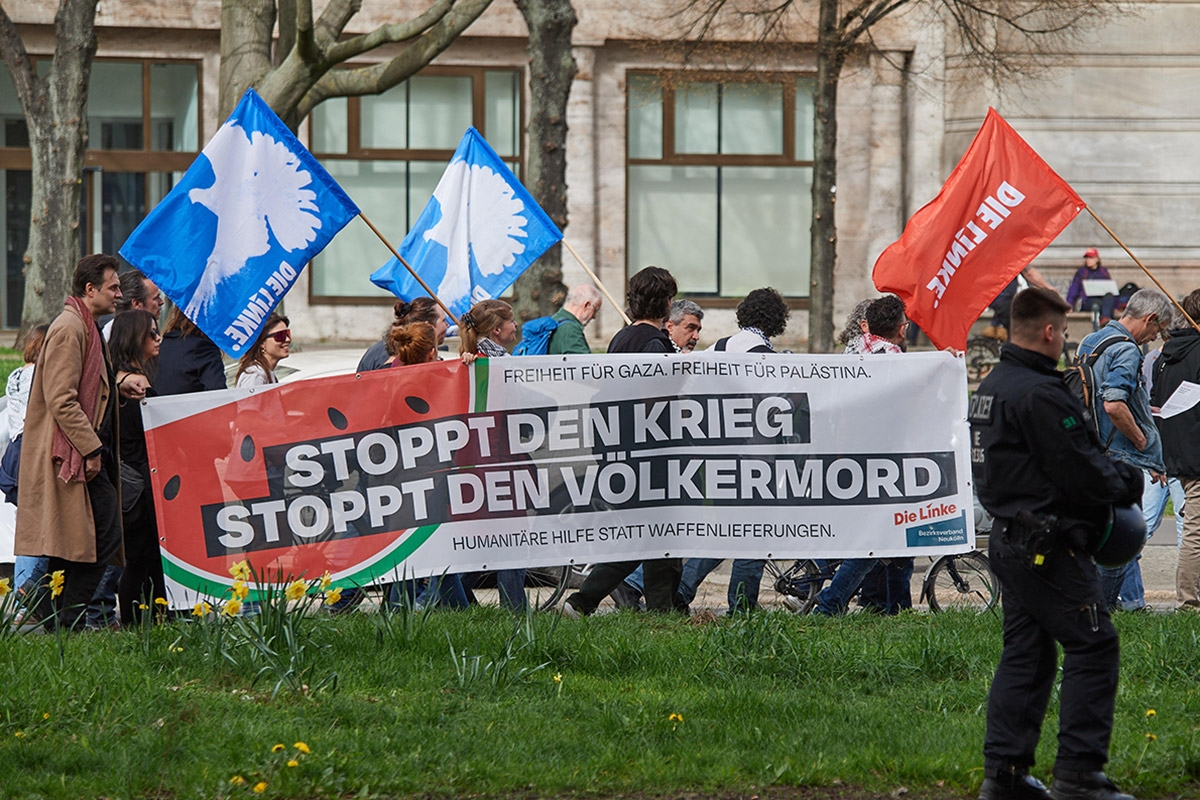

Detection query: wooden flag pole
xmin=562 ymin=239 xmax=632 ymax=326
xmin=1086 ymin=207 xmax=1200 ymax=332
xmin=358 ymin=212 xmax=461 ymax=329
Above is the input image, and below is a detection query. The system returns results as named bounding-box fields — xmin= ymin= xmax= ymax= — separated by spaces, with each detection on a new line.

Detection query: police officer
xmin=970 ymin=288 xmax=1142 ymax=800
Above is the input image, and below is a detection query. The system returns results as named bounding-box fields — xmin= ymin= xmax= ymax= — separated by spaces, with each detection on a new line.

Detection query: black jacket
xmin=970 ymin=343 xmax=1141 ymax=522
xmin=607 ymin=322 xmax=673 ymax=354
xmin=1152 ymin=327 xmax=1200 ymax=478
xmin=155 ymin=330 xmax=227 ymax=395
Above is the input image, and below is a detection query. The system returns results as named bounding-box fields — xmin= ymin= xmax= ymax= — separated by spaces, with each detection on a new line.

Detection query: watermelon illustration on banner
xmin=120 ymin=88 xmax=360 ymax=357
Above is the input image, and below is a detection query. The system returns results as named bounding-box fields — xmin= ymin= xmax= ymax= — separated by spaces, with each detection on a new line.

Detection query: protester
xmin=562 ymin=266 xmax=682 ymax=617
xmin=1140 ymin=332 xmax=1185 ymax=551
xmin=14 ymin=255 xmax=145 ymax=631
xmin=359 ymin=297 xmax=448 ymax=372
xmin=1150 ymin=289 xmax=1200 ymax=610
xmin=109 ymin=309 xmax=166 ymax=624
xmin=101 ymin=269 xmax=164 ymax=340
xmin=983 ymin=266 xmax=1057 ymax=341
xmin=665 ymin=299 xmax=704 ymax=353
xmin=838 ymin=299 xmax=873 ymax=354
xmin=235 ymin=313 xmax=291 ymax=387
xmin=1066 ymin=247 xmax=1117 ymax=322
xmin=457 ymin=300 xmax=526 ymax=610
xmin=546 ymin=284 xmax=602 ymax=355
xmin=1076 ymin=288 xmax=1173 ymax=611
xmin=3 ymin=324 xmax=49 ymax=607
xmin=971 ymin=287 xmax=1141 ymax=800
xmin=155 ymin=306 xmax=227 ymax=394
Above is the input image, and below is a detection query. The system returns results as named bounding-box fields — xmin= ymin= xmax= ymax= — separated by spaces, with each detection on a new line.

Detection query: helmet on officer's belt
xmin=1092 ymin=504 xmax=1147 ymax=567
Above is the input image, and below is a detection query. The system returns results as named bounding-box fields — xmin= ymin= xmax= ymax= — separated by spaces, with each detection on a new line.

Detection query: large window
xmin=0 ymin=59 xmax=200 ymax=327
xmin=308 ymin=67 xmax=523 ymax=302
xmin=627 ymin=73 xmax=815 ymax=299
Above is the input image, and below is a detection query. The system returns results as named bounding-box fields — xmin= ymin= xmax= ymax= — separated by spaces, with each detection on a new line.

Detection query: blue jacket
xmin=1076 ymin=320 xmax=1163 ymax=472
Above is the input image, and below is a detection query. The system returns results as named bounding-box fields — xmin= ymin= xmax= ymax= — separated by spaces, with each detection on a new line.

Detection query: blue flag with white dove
xmin=120 ymin=88 xmax=359 ymax=357
xmin=370 ymin=127 xmax=562 ymax=319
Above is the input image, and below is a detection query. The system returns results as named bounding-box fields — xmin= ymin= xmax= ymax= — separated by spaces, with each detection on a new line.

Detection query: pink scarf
xmin=51 ymin=297 xmax=104 ymax=483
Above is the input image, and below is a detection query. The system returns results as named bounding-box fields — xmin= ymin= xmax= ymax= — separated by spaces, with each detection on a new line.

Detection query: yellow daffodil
xmin=1146 ymin=709 xmax=1156 ymax=718
xmin=231 ymin=581 xmax=249 ymax=601
xmin=252 ymin=781 xmax=267 ymax=793
xmin=192 ymin=601 xmax=211 ymax=617
xmin=319 ymin=571 xmax=332 ymax=590
xmin=154 ymin=597 xmax=169 ymax=607
xmin=286 ymin=759 xmax=299 ymax=768
xmin=293 ymin=741 xmax=310 ymax=754
xmin=668 ymin=713 xmax=684 ymax=723
xmin=229 ymin=775 xmax=246 ymax=785
xmin=229 ymin=560 xmax=251 ymax=581
xmin=271 ymin=743 xmax=285 ymax=753
xmin=324 ymin=587 xmax=343 ymax=606
xmin=223 ymin=599 xmax=243 ymax=617
xmin=49 ymin=570 xmax=65 ymax=598
xmin=0 ymin=577 xmax=10 ymax=597
xmin=285 ymin=580 xmax=307 ymax=602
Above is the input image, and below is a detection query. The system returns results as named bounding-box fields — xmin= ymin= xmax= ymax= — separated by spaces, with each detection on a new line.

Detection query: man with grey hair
xmin=547 ymin=284 xmax=602 ymax=355
xmin=1077 ymin=287 xmax=1175 ymax=611
xmin=665 ymin=298 xmax=704 ymax=353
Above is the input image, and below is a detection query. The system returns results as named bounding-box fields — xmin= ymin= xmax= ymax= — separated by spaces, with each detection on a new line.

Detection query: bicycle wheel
xmin=964 ymin=336 xmax=1002 ymax=383
xmin=924 ymin=551 xmax=998 ymax=613
xmin=763 ymin=559 xmax=827 ymax=614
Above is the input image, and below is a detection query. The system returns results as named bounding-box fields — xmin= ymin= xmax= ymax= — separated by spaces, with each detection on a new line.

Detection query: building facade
xmin=1 ymin=1 xmax=1197 ymax=349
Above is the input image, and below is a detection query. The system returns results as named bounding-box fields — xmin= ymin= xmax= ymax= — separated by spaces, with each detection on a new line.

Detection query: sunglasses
xmin=148 ymin=329 xmax=161 ymax=340
xmin=268 ymin=329 xmax=291 ymax=344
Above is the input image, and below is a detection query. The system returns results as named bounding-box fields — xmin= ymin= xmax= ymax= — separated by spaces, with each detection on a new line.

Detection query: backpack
xmin=1062 ymin=333 xmax=1134 ymax=447
xmin=512 ymin=316 xmax=562 ymax=356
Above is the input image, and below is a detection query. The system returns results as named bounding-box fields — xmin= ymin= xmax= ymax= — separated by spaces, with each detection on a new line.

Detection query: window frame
xmin=307 ymin=64 xmax=526 ymax=306
xmin=626 ymin=70 xmax=814 ymax=308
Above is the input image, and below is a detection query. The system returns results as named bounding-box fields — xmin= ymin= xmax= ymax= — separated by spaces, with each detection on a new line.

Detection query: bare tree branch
xmin=314 ymin=0 xmax=364 ymax=49
xmin=324 ymin=0 xmax=457 ymax=63
xmin=300 ymin=0 xmax=492 ymax=117
xmin=0 ymin=4 xmax=45 ymax=116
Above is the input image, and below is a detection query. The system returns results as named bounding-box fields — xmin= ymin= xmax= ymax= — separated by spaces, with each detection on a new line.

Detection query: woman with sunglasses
xmin=235 ymin=313 xmax=291 ymax=387
xmin=110 ymin=309 xmax=165 ymax=624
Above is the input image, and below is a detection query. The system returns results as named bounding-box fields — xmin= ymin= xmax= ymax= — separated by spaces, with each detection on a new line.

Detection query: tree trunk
xmin=6 ymin=0 xmax=99 ymax=336
xmin=808 ymin=0 xmax=841 ymax=353
xmin=511 ymin=0 xmax=577 ymax=323
xmin=218 ymin=0 xmax=276 ymax=119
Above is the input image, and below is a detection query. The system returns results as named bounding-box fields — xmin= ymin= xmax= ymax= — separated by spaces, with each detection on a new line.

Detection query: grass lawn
xmin=0 ymin=606 xmax=1196 ymax=799
xmin=0 ymin=346 xmax=22 ymax=388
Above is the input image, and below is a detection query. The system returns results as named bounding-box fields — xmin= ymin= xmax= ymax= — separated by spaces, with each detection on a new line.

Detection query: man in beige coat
xmin=15 ymin=254 xmax=136 ymax=629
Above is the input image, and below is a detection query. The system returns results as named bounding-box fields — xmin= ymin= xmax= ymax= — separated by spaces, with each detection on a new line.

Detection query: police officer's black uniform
xmin=970 ymin=343 xmax=1142 ymax=800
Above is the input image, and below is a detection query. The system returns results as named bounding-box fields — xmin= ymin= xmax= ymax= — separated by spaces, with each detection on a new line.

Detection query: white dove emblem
xmin=423 ymin=160 xmax=531 ymax=307
xmin=185 ymin=121 xmax=322 ymax=318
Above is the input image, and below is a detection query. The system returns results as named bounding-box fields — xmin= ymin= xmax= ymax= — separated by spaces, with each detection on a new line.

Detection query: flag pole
xmin=562 ymin=240 xmax=632 ymax=326
xmin=1086 ymin=207 xmax=1200 ymax=332
xmin=358 ymin=212 xmax=461 ymax=329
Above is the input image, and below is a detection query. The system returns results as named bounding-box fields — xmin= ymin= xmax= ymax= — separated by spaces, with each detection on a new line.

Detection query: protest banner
xmin=144 ymin=352 xmax=973 ymax=607
xmin=872 ymin=108 xmax=1084 ymax=350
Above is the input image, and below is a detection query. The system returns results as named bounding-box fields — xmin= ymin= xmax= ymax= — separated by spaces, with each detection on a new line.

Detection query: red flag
xmin=872 ymin=108 xmax=1084 ymax=350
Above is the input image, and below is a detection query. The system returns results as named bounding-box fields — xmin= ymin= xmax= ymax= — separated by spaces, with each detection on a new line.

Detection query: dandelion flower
xmin=286 ymin=759 xmax=299 ymax=768
xmin=171 ymin=646 xmax=184 ymax=653
xmin=552 ymin=673 xmax=562 ymax=684
xmin=0 ymin=577 xmax=10 ymax=597
xmin=42 ymin=713 xmax=49 ymax=720
xmin=1145 ymin=733 xmax=1157 ymax=741
xmin=138 ymin=603 xmax=149 ymax=611
xmin=192 ymin=601 xmax=211 ymax=617
xmin=232 ymin=581 xmax=249 ymax=601
xmin=49 ymin=570 xmax=65 ymax=598
xmin=229 ymin=560 xmax=251 ymax=581
xmin=223 ymin=599 xmax=243 ymax=617
xmin=668 ymin=713 xmax=684 ymax=723
xmin=272 ymin=743 xmax=285 ymax=753
xmin=252 ymin=781 xmax=267 ymax=793
xmin=324 ymin=587 xmax=343 ymax=606
xmin=154 ymin=597 xmax=169 ymax=607
xmin=230 ymin=776 xmax=246 ymax=786
xmin=1146 ymin=709 xmax=1156 ymax=718
xmin=13 ymin=731 xmax=25 ymax=738
xmin=319 ymin=571 xmax=332 ymax=590
xmin=293 ymin=741 xmax=311 ymax=754
xmin=285 ymin=580 xmax=307 ymax=602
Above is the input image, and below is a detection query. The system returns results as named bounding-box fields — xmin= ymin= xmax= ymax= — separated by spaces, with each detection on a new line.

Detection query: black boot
xmin=1050 ymin=771 xmax=1134 ymax=800
xmin=979 ymin=771 xmax=1053 ymax=800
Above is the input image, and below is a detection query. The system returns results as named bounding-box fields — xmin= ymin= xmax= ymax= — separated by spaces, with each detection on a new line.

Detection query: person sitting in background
xmin=1066 ymin=247 xmax=1117 ymax=323
xmin=234 ymin=314 xmax=291 ymax=388
xmin=547 ymin=284 xmax=602 ymax=355
xmin=665 ymin=299 xmax=704 ymax=353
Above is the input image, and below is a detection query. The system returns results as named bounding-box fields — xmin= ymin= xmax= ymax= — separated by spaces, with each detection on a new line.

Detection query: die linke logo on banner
xmin=872 ymin=108 xmax=1084 ymax=350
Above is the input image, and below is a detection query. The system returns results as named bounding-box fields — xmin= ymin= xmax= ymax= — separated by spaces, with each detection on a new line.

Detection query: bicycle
xmin=764 ymin=539 xmax=998 ymax=614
